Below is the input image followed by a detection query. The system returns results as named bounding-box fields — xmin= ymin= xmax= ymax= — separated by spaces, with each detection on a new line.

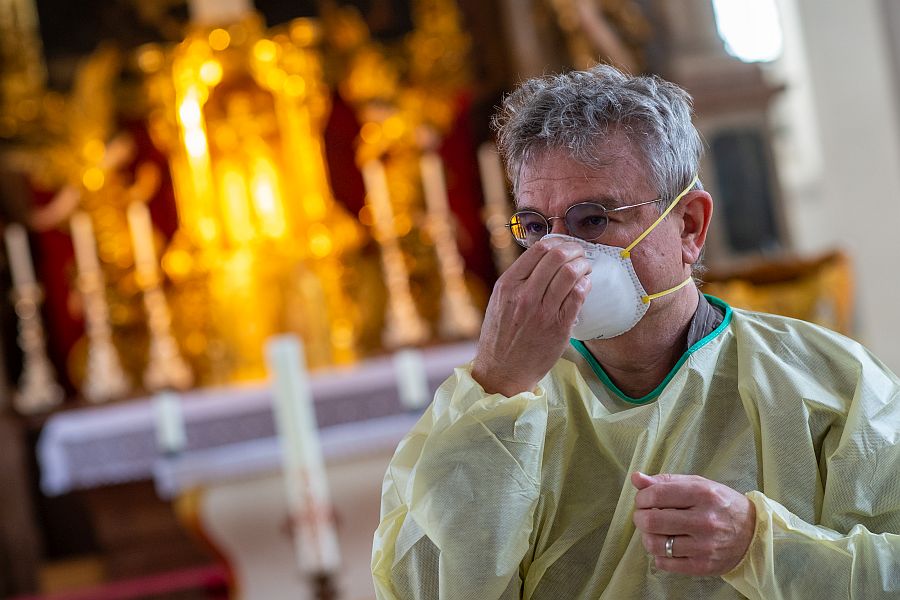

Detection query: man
xmin=372 ymin=65 xmax=900 ymax=598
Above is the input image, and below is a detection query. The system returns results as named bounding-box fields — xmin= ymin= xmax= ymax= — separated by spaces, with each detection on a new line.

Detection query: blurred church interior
xmin=2 ymin=0 xmax=900 ymax=598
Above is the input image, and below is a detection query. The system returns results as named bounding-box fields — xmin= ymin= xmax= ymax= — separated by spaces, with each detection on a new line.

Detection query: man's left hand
xmin=631 ymin=472 xmax=756 ymax=576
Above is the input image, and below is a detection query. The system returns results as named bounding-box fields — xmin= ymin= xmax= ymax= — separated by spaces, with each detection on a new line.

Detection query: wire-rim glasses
xmin=505 ymin=197 xmax=663 ymax=248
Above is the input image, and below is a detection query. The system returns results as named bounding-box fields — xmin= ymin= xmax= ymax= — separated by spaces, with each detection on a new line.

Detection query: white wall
xmin=774 ymin=0 xmax=900 ymax=372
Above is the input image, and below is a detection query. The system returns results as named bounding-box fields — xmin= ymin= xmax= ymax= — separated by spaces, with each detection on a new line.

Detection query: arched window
xmin=712 ymin=0 xmax=784 ymax=63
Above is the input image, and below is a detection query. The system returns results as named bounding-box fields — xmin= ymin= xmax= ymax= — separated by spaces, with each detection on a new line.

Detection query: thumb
xmin=631 ymin=471 xmax=657 ymax=490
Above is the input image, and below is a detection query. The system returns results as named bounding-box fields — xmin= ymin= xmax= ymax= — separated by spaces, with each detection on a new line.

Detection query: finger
xmin=642 ymin=473 xmax=703 ymax=485
xmin=631 ymin=471 xmax=654 ymax=490
xmin=528 ymin=241 xmax=586 ymax=287
xmin=542 ymin=256 xmax=592 ymax=310
xmin=521 ymin=242 xmax=586 ymax=303
xmin=632 ymin=508 xmax=699 ymax=535
xmin=559 ymin=274 xmax=591 ymax=325
xmin=635 ymin=480 xmax=709 ymax=509
xmin=502 ymin=236 xmax=572 ymax=282
xmin=640 ymin=533 xmax=698 ymax=558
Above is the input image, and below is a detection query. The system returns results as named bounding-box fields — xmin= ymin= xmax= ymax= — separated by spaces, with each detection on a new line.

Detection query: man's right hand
xmin=472 ymin=237 xmax=592 ymax=396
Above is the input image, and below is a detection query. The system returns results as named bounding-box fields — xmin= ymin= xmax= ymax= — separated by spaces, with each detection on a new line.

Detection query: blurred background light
xmin=713 ymin=0 xmax=784 ymax=63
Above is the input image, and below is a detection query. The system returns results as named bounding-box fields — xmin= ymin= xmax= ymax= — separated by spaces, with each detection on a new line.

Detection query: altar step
xmin=10 ymin=563 xmax=230 ymax=600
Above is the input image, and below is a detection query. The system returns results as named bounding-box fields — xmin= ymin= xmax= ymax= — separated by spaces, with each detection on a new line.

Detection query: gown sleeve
xmin=723 ymin=369 xmax=900 ymax=599
xmin=371 ymin=365 xmax=549 ymax=599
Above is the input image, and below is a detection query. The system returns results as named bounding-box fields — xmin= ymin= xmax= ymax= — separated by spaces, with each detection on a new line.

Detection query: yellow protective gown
xmin=372 ymin=297 xmax=900 ymax=599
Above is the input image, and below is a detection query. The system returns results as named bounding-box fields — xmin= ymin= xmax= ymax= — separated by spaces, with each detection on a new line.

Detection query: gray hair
xmin=493 ymin=64 xmax=704 ymax=204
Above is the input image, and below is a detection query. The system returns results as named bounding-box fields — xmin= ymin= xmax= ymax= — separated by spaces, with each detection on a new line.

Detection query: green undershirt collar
xmin=570 ymin=295 xmax=733 ymax=405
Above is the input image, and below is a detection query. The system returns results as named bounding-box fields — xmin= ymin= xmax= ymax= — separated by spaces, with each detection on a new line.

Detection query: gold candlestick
xmin=127 ymin=202 xmax=194 ymax=391
xmin=477 ymin=142 xmax=520 ymax=274
xmin=361 ymin=160 xmax=429 ymax=348
xmin=70 ymin=212 xmax=130 ymax=402
xmin=3 ymin=224 xmax=63 ymax=415
xmin=419 ymin=151 xmax=482 ymax=339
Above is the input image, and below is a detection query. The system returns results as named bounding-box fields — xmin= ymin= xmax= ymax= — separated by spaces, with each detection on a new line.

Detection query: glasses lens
xmin=509 ymin=211 xmax=548 ymax=247
xmin=565 ymin=203 xmax=608 ymax=241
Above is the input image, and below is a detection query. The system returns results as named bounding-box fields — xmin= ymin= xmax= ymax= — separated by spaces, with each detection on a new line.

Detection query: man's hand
xmin=472 ymin=237 xmax=592 ymax=396
xmin=631 ymin=472 xmax=756 ymax=576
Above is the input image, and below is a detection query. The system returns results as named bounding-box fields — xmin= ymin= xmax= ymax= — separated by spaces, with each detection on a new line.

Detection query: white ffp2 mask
xmin=546 ymin=176 xmax=698 ymax=340
xmin=544 ymin=234 xmax=652 ymax=340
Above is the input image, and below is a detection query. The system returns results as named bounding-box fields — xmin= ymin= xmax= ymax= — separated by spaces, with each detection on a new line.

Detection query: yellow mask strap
xmin=620 ymin=175 xmax=699 ymax=259
xmin=641 ymin=276 xmax=693 ymax=304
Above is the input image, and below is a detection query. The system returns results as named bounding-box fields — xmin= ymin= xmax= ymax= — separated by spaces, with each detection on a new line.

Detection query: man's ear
xmin=679 ymin=190 xmax=713 ymax=265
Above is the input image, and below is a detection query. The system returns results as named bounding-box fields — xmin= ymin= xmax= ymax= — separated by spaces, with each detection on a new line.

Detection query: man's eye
xmin=525 ymin=222 xmax=546 ymax=234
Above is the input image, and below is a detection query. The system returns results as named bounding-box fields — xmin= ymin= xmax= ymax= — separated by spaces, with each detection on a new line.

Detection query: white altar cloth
xmin=152 ymin=412 xmax=421 ymax=499
xmin=38 ymin=342 xmax=475 ymax=496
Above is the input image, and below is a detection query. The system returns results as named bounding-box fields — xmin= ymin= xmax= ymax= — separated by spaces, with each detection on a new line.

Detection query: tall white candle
xmin=420 ymin=152 xmax=451 ymax=216
xmin=393 ymin=348 xmax=430 ymax=410
xmin=477 ymin=142 xmax=520 ymax=274
xmin=154 ymin=391 xmax=187 ymax=454
xmin=266 ymin=335 xmax=340 ymax=575
xmin=477 ymin=142 xmax=512 ymax=212
xmin=4 ymin=223 xmax=37 ymax=289
xmin=126 ymin=201 xmax=159 ymax=280
xmin=188 ymin=0 xmax=251 ymax=26
xmin=70 ymin=212 xmax=101 ymax=274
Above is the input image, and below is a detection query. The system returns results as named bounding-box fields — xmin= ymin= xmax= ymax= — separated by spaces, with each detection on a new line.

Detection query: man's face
xmin=515 ymin=137 xmax=688 ymax=302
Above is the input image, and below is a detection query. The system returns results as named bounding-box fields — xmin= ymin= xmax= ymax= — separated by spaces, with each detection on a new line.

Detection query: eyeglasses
xmin=505 ymin=197 xmax=664 ymax=248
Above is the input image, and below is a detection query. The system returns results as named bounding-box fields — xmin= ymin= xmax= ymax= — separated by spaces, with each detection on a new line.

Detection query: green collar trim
xmin=570 ymin=295 xmax=733 ymax=405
